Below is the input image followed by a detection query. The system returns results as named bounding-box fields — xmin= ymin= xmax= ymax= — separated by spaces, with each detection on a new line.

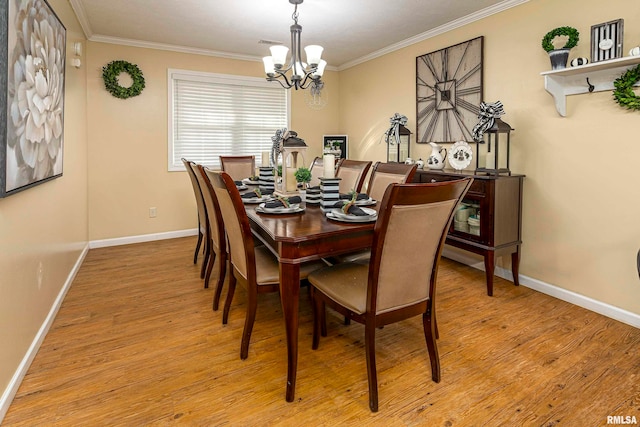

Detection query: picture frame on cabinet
xmin=323 ymin=135 xmax=347 ymax=160
xmin=1 ymin=0 xmax=66 ymax=198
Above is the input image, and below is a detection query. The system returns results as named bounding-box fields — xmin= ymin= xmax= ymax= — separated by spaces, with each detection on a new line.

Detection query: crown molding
xmin=337 ymin=0 xmax=529 ymax=71
xmin=67 ymin=0 xmax=93 ymax=39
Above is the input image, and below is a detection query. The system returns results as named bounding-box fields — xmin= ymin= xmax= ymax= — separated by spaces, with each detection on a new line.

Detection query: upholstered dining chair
xmin=182 ymin=158 xmax=209 ymax=279
xmin=307 ymin=178 xmax=473 ymax=412
xmin=336 ymin=159 xmax=372 ymax=194
xmin=194 ymin=164 xmax=228 ymax=310
xmin=207 ymin=170 xmax=325 ymax=359
xmin=220 ymin=155 xmax=256 ymax=181
xmin=365 ymin=162 xmax=418 ymax=202
xmin=331 ymin=161 xmax=419 ymax=265
xmin=309 ymin=156 xmax=324 ymax=187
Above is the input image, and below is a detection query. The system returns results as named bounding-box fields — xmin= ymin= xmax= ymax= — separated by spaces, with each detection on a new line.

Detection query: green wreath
xmin=541 ymin=27 xmax=579 ymax=52
xmin=102 ymin=60 xmax=145 ymax=99
xmin=613 ymin=64 xmax=640 ymax=111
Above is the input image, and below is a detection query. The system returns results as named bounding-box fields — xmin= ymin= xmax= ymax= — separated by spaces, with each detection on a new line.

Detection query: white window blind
xmin=168 ymin=69 xmax=289 ymax=171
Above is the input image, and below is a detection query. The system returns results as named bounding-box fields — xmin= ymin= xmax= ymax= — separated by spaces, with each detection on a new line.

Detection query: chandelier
xmin=262 ymin=0 xmax=326 ymax=90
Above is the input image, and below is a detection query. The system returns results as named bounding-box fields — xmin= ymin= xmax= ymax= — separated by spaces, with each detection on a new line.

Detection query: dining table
xmin=245 ymin=200 xmax=377 ymax=402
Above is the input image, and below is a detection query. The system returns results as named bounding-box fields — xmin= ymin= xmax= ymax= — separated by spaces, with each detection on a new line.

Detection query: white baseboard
xmin=0 ymin=244 xmax=90 ymax=423
xmin=441 ymin=248 xmax=640 ymax=329
xmin=89 ymin=228 xmax=198 ymax=249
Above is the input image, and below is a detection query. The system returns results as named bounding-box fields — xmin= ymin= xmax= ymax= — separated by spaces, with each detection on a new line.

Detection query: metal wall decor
xmin=1 ymin=0 xmax=66 ymax=197
xmin=416 ymin=36 xmax=483 ymax=144
xmin=591 ymin=19 xmax=624 ymax=63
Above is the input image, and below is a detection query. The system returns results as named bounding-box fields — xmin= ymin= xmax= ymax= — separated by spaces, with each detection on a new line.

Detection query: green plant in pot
xmin=542 ymin=26 xmax=579 ymax=70
xmin=294 ymin=167 xmax=312 ymax=189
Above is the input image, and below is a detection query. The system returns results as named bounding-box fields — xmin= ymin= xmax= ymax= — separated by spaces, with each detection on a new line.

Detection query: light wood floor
xmin=4 ymin=237 xmax=640 ymax=426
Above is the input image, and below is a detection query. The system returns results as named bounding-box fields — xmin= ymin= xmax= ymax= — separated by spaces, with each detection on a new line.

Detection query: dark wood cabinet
xmin=413 ymin=170 xmax=524 ymax=296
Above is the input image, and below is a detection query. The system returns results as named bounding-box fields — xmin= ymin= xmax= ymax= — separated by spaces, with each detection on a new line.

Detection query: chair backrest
xmin=194 ymin=164 xmax=225 ymax=254
xmin=220 ymin=155 xmax=256 ymax=181
xmin=336 ymin=159 xmax=372 ymax=194
xmin=309 ymin=156 xmax=324 ymax=187
xmin=182 ymin=158 xmax=207 ymax=234
xmin=206 ymin=169 xmax=257 ymax=283
xmin=365 ymin=162 xmax=418 ymax=201
xmin=368 ymin=179 xmax=473 ymax=315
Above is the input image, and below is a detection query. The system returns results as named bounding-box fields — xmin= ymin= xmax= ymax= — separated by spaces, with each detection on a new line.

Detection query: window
xmin=168 ymin=69 xmax=290 ymax=171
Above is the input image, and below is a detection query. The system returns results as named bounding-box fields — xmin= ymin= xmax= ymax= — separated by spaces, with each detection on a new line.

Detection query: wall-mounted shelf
xmin=541 ymin=56 xmax=640 ymax=116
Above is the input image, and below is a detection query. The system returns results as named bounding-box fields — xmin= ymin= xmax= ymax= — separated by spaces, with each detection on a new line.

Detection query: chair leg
xmin=200 ymin=237 xmax=210 ymax=279
xmin=203 ymin=248 xmax=216 ymax=289
xmin=212 ymin=253 xmax=228 ymax=311
xmin=240 ymin=286 xmax=258 ymax=360
xmin=310 ymin=287 xmax=322 ymax=349
xmin=364 ymin=322 xmax=379 ymax=412
xmin=222 ymin=272 xmax=236 ymax=324
xmin=423 ymin=311 xmax=441 ymax=383
xmin=194 ymin=230 xmax=203 ymax=264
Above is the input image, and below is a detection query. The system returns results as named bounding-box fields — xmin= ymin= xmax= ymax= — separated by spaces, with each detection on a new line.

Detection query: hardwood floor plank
xmin=3 ymin=237 xmax=640 ymax=426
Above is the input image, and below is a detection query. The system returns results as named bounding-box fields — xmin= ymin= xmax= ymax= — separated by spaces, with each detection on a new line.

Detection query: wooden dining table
xmin=246 ymin=202 xmax=376 ymax=402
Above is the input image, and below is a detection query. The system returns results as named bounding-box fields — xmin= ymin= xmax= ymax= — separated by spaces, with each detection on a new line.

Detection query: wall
xmin=0 ymin=0 xmax=88 ymax=417
xmin=339 ymin=0 xmax=640 ymax=315
xmin=86 ymin=44 xmax=340 ymax=241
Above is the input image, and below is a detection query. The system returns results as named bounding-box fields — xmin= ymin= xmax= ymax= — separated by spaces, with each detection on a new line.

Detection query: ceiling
xmin=68 ymin=0 xmax=527 ymax=70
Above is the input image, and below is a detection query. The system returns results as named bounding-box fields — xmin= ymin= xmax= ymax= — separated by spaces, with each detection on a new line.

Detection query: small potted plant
xmin=541 ymin=26 xmax=579 ymax=70
xmin=294 ymin=166 xmax=312 ymax=190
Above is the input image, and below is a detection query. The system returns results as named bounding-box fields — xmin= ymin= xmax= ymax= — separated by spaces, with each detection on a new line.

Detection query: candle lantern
xmin=387 ymin=124 xmax=411 ymax=163
xmin=475 ymin=118 xmax=513 ymax=176
xmin=276 ymin=131 xmax=308 ymax=197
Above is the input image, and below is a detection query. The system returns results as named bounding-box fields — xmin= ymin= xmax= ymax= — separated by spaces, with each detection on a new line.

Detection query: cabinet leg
xmin=484 ymin=251 xmax=495 ymax=296
xmin=511 ymin=247 xmax=521 ymax=286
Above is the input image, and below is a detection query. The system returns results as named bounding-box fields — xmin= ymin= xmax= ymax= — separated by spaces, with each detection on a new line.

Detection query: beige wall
xmin=340 ymin=0 xmax=640 ymax=314
xmin=0 ymin=0 xmax=88 ymax=408
xmin=86 ymin=44 xmax=340 ymax=241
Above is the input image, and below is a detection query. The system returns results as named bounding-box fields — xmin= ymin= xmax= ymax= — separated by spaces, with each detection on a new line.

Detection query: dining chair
xmin=207 ymin=170 xmax=325 ymax=359
xmin=219 ymin=155 xmax=256 ymax=181
xmin=309 ymin=156 xmax=324 ymax=187
xmin=195 ymin=164 xmax=228 ymax=310
xmin=331 ymin=162 xmax=419 ymax=266
xmin=365 ymin=162 xmax=418 ymax=202
xmin=307 ymin=178 xmax=473 ymax=412
xmin=182 ymin=158 xmax=209 ymax=279
xmin=336 ymin=159 xmax=372 ymax=194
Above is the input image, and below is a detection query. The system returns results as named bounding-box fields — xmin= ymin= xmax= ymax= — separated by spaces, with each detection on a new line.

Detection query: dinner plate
xmin=355 ymin=198 xmax=376 ymax=206
xmin=326 ymin=210 xmax=377 ymax=223
xmin=328 ymin=207 xmax=377 ymax=222
xmin=236 ymin=184 xmax=249 ymax=191
xmin=242 ymin=178 xmax=259 ymax=185
xmin=242 ymin=195 xmax=271 ymax=204
xmin=256 ymin=203 xmax=304 ymax=214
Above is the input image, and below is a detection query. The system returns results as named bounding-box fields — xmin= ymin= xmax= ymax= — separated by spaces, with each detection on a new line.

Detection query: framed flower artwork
xmin=0 ymin=0 xmax=66 ymax=198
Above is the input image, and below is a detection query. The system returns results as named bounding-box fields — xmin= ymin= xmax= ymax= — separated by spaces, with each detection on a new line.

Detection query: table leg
xmin=511 ymin=246 xmax=521 ymax=286
xmin=484 ymin=251 xmax=495 ymax=296
xmin=279 ymin=261 xmax=301 ymax=402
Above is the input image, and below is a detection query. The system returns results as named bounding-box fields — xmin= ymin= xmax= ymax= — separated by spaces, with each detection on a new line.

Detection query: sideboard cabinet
xmin=413 ymin=170 xmax=525 ymax=296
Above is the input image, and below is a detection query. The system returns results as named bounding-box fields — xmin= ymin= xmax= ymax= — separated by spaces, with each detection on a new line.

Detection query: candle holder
xmin=274 ymin=132 xmax=308 ymax=197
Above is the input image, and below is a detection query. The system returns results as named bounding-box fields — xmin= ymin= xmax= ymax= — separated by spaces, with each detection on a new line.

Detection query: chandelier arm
xmin=272 ymin=72 xmax=295 ymax=89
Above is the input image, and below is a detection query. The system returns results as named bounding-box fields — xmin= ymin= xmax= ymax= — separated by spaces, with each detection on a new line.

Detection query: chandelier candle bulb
xmin=323 ymin=154 xmax=335 ymax=178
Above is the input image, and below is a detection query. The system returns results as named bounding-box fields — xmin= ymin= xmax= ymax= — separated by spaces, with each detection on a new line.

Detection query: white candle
xmin=261 ymin=151 xmax=270 ymax=167
xmin=323 ymin=154 xmax=335 ymax=178
xmin=286 ymin=168 xmax=297 ymax=191
xmin=485 ymin=152 xmax=495 ymax=169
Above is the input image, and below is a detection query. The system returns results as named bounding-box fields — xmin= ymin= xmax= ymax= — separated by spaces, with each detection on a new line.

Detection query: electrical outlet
xmin=149 ymin=207 xmax=157 ymax=218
